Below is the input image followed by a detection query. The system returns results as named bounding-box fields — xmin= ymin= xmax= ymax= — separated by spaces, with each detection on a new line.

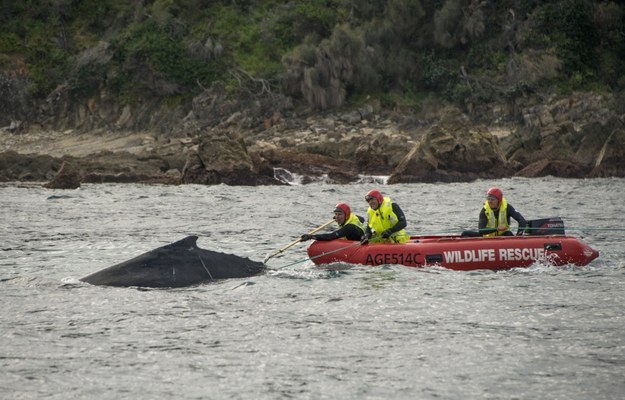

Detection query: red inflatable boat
xmin=306 ymin=233 xmax=599 ymax=271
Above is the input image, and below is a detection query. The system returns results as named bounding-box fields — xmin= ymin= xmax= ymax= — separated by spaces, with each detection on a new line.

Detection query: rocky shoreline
xmin=1 ymin=90 xmax=624 ymax=189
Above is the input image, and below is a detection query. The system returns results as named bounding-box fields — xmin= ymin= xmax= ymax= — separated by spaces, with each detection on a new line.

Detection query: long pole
xmin=263 ymin=218 xmax=335 ymax=262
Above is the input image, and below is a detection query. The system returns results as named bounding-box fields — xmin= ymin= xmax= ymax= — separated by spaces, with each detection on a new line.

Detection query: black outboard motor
xmin=527 ymin=217 xmax=565 ymax=235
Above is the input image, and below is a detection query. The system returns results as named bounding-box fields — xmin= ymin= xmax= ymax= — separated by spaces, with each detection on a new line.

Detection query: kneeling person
xmin=301 ymin=203 xmax=366 ymax=241
xmin=361 ymin=189 xmax=409 ymax=244
xmin=462 ymin=187 xmax=527 ymax=237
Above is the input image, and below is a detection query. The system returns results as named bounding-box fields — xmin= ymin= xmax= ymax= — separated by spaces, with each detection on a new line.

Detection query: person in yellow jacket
xmin=300 ymin=203 xmax=366 ymax=241
xmin=360 ymin=189 xmax=409 ymax=244
xmin=462 ymin=187 xmax=527 ymax=237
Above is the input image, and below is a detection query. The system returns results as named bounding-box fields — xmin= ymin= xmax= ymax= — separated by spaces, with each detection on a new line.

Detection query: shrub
xmin=281 ymin=24 xmax=377 ymax=109
xmin=532 ymin=0 xmax=600 ymax=75
xmin=420 ymin=53 xmax=459 ymax=91
xmin=112 ymin=20 xmax=223 ymax=94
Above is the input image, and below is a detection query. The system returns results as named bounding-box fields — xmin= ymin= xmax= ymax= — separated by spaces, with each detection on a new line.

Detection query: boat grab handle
xmin=425 ymin=254 xmax=443 ymax=263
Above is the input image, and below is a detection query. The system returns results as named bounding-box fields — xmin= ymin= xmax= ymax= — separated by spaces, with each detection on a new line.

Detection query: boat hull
xmin=306 ymin=235 xmax=599 ymax=271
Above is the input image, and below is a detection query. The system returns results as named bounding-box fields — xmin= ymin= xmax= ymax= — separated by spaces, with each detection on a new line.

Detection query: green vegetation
xmin=0 ymin=0 xmax=623 ymax=111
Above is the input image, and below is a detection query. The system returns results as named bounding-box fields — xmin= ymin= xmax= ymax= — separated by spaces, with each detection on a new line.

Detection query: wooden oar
xmin=264 ymin=218 xmax=335 ymax=263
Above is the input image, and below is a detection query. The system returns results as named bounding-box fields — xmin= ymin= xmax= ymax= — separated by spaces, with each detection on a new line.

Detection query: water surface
xmin=1 ymin=178 xmax=624 ymax=399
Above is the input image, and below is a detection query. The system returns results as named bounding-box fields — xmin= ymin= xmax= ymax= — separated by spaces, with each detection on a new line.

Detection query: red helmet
xmin=365 ymin=189 xmax=384 ymax=204
xmin=334 ymin=202 xmax=351 ymax=219
xmin=486 ymin=187 xmax=503 ymax=202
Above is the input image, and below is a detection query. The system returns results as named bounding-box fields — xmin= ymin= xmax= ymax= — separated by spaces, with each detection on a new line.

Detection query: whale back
xmin=81 ymin=236 xmax=265 ymax=287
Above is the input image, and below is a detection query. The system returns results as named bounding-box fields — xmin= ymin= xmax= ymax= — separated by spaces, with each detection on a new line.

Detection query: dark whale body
xmin=81 ymin=236 xmax=265 ymax=288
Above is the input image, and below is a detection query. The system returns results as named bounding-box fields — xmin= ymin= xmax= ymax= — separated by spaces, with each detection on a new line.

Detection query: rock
xmin=44 ymin=161 xmax=80 ymax=189
xmin=181 ymin=130 xmax=263 ymax=185
xmin=182 ymin=151 xmax=220 ymax=185
xmin=197 ymin=130 xmax=258 ymax=185
xmin=248 ymin=153 xmax=285 ymax=185
xmin=588 ymin=118 xmax=625 ymax=177
xmin=515 ymin=159 xmax=587 ymax=178
xmin=388 ymin=124 xmax=511 ymax=183
xmin=0 ymin=151 xmax=61 ymax=181
xmin=254 ymin=148 xmax=358 ymax=181
xmin=502 ymin=92 xmax=625 ymax=178
xmin=327 ymin=170 xmax=359 ymax=184
xmin=81 ymin=171 xmax=180 ymax=184
xmin=2 ymin=83 xmax=624 ymax=184
xmin=354 ymin=138 xmax=390 ymax=174
xmin=339 ymin=111 xmax=361 ymax=124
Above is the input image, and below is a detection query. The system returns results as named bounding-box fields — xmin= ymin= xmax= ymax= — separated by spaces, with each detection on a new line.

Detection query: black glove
xmin=360 ymin=232 xmax=370 ymax=245
xmin=300 ymin=234 xmax=313 ymax=241
xmin=381 ymin=229 xmax=392 ymax=239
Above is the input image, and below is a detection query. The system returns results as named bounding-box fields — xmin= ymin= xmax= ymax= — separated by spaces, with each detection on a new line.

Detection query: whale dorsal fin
xmin=165 ymin=235 xmax=199 ymax=249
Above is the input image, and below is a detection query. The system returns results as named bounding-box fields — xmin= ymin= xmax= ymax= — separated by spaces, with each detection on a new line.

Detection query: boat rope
xmin=198 ymin=255 xmax=214 ymax=281
xmin=414 ymin=226 xmax=625 ymax=236
xmin=527 ymin=226 xmax=625 ymax=232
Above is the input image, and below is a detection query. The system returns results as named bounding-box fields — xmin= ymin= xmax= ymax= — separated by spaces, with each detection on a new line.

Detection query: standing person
xmin=360 ymin=189 xmax=409 ymax=244
xmin=463 ymin=187 xmax=527 ymax=237
xmin=300 ymin=203 xmax=366 ymax=241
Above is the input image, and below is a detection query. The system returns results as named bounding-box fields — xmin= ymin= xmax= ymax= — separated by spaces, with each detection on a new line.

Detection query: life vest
xmin=366 ymin=196 xmax=409 ymax=243
xmin=484 ymin=197 xmax=509 ymax=236
xmin=338 ymin=214 xmax=366 ymax=239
